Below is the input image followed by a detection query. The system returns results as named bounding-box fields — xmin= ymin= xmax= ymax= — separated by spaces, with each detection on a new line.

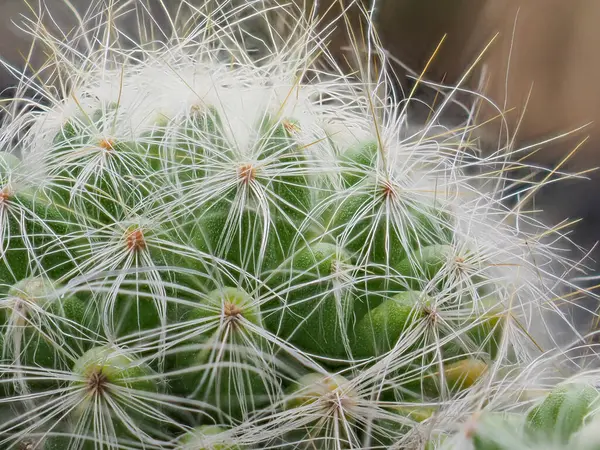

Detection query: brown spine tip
xmin=0 ymin=187 xmax=12 ymax=203
xmin=223 ymin=301 xmax=244 ymax=330
xmin=454 ymin=256 xmax=469 ymax=274
xmin=463 ymin=411 xmax=483 ymax=439
xmin=98 ymin=138 xmax=116 ymax=151
xmin=87 ymin=368 xmax=109 ymax=396
xmin=381 ymin=180 xmax=395 ymax=199
xmin=423 ymin=305 xmax=439 ymax=326
xmin=126 ymin=228 xmax=146 ymax=252
xmin=223 ymin=301 xmax=242 ymax=318
xmin=238 ymin=164 xmax=256 ymax=184
xmin=18 ymin=441 xmax=35 ymax=450
xmin=283 ymin=120 xmax=300 ymax=135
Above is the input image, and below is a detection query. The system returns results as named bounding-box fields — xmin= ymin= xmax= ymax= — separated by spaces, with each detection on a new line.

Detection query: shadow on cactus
xmin=0 ymin=0 xmax=596 ymax=449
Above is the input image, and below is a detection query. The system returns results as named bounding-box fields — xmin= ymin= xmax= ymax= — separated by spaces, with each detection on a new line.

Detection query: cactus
xmin=0 ymin=1 xmax=597 ymax=449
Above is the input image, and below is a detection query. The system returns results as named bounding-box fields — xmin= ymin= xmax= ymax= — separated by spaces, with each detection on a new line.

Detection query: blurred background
xmin=1 ymin=0 xmax=599 ymax=277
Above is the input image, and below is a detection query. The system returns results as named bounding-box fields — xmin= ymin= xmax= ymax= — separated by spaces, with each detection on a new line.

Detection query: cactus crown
xmin=0 ymin=1 xmax=597 ymax=449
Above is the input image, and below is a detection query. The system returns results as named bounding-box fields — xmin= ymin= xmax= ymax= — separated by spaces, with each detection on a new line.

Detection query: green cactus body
xmin=0 ymin=3 xmax=589 ymax=449
xmin=395 ymin=244 xmax=454 ymax=289
xmin=351 ymin=290 xmax=426 ymax=357
xmin=81 ymin=218 xmax=211 ymax=339
xmin=329 ymin=191 xmax=406 ymax=268
xmin=329 ymin=189 xmax=452 ymax=273
xmin=44 ymin=433 xmax=103 ymax=450
xmin=192 ymin=206 xmax=298 ymax=277
xmin=44 ymin=436 xmax=74 ymax=450
xmin=49 ymin=110 xmax=153 ymax=223
xmin=526 ymin=383 xmax=599 ymax=444
xmin=339 ymin=140 xmax=379 ymax=187
xmin=265 ymin=242 xmax=354 ymax=358
xmin=331 ymin=141 xmax=453 ymax=273
xmin=256 ymin=117 xmax=313 ymax=221
xmin=112 ymin=292 xmax=165 ymax=337
xmin=0 ymin=185 xmax=74 ymax=285
xmin=186 ymin=114 xmax=311 ymax=248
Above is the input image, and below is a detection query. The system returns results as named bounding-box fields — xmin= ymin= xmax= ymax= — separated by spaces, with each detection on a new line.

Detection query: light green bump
xmin=178 ymin=425 xmax=242 ymax=450
xmin=172 ymin=287 xmax=270 ymax=417
xmin=443 ymin=358 xmax=488 ymax=391
xmin=526 ymin=382 xmax=600 ymax=444
xmin=73 ymin=345 xmax=154 ymax=384
xmin=285 ymin=372 xmax=354 ymax=410
xmin=194 ymin=287 xmax=261 ymax=326
xmin=471 ymin=412 xmax=527 ymax=450
xmin=405 ymin=358 xmax=488 ymax=399
xmin=395 ymin=244 xmax=453 ymax=288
